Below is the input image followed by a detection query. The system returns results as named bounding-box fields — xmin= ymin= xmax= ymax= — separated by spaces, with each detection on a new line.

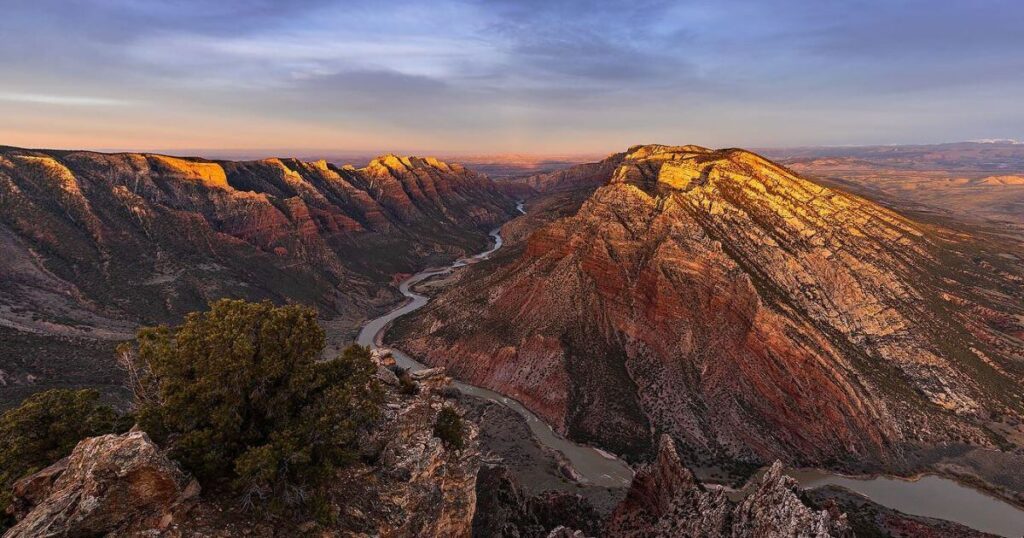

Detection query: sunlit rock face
xmin=395 ymin=144 xmax=1024 ymax=465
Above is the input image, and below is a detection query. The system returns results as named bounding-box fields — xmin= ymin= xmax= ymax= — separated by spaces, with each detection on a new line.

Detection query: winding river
xmin=356 ymin=201 xmax=635 ymax=487
xmin=356 ymin=202 xmax=1024 ymax=536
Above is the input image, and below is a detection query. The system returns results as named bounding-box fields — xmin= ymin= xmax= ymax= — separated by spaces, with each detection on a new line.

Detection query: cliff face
xmin=0 ymin=147 xmax=516 ymax=403
xmin=394 ymin=144 xmax=1024 ymax=464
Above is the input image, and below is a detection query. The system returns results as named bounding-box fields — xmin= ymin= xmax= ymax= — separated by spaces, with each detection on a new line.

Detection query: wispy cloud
xmin=0 ymin=92 xmax=138 ymax=107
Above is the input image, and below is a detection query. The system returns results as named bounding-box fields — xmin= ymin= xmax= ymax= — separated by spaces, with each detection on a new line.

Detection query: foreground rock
xmin=325 ymin=365 xmax=481 ymax=537
xmin=5 ymin=361 xmax=481 ymax=537
xmin=5 ymin=430 xmax=198 ymax=537
xmin=606 ymin=435 xmax=850 ymax=537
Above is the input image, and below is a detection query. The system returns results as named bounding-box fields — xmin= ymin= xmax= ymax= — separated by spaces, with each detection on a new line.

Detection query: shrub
xmin=124 ymin=299 xmax=382 ymax=505
xmin=0 ymin=389 xmax=120 ymax=526
xmin=433 ymin=406 xmax=465 ymax=451
xmin=393 ymin=367 xmax=419 ymax=396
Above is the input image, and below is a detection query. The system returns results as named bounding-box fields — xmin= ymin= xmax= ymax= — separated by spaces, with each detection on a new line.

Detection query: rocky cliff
xmin=393 ymin=144 xmax=1024 ymax=466
xmin=0 ymin=147 xmax=516 ymax=405
xmin=606 ymin=435 xmax=850 ymax=537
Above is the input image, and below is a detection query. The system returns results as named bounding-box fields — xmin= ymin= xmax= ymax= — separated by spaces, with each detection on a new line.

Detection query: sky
xmin=1 ymin=0 xmax=1022 ymax=155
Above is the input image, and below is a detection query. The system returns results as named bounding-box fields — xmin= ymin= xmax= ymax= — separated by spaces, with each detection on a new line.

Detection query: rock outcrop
xmin=394 ymin=144 xmax=1024 ymax=465
xmin=731 ymin=463 xmax=849 ymax=537
xmin=607 ymin=435 xmax=731 ymax=536
xmin=3 ymin=362 xmax=482 ymax=537
xmin=606 ymin=435 xmax=850 ymax=537
xmin=5 ymin=430 xmax=198 ymax=537
xmin=326 ymin=365 xmax=481 ymax=537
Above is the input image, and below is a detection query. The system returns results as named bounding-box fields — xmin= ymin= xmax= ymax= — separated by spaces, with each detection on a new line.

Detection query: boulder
xmin=5 ymin=430 xmax=199 ymax=537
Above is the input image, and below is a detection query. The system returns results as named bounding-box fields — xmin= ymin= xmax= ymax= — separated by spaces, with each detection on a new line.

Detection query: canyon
xmin=0 ymin=146 xmax=518 ymax=406
xmin=3 ymin=143 xmax=1024 ymax=536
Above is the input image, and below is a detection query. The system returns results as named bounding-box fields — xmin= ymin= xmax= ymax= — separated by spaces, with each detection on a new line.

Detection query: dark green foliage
xmin=392 ymin=367 xmax=420 ymax=396
xmin=129 ymin=299 xmax=382 ymax=503
xmin=433 ymin=406 xmax=465 ymax=451
xmin=0 ymin=389 xmax=120 ymax=527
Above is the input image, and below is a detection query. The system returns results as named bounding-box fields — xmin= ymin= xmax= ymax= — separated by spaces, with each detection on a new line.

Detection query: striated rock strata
xmin=394 ymin=144 xmax=1024 ymax=465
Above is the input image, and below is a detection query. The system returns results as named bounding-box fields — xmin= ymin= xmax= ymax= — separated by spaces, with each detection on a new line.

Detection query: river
xmin=355 ymin=203 xmax=1024 ymax=536
xmin=786 ymin=469 xmax=1024 ymax=537
xmin=355 ymin=201 xmax=635 ymax=487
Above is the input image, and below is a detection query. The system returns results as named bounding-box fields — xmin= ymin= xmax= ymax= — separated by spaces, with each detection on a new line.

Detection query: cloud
xmin=0 ymin=92 xmax=137 ymax=106
xmin=0 ymin=0 xmax=1021 ymax=151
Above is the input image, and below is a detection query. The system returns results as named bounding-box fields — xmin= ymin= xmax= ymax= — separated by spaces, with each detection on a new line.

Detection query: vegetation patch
xmin=0 ymin=388 xmax=124 ymax=529
xmin=434 ymin=406 xmax=466 ymax=451
xmin=122 ymin=299 xmax=383 ymax=510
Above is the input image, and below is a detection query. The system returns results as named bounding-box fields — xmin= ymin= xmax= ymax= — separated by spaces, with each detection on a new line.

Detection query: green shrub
xmin=393 ymin=367 xmax=419 ymax=396
xmin=126 ymin=299 xmax=382 ymax=504
xmin=433 ymin=406 xmax=465 ymax=451
xmin=0 ymin=389 xmax=120 ymax=527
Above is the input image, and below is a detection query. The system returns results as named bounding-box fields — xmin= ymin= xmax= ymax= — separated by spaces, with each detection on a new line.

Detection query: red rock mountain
xmin=0 ymin=147 xmax=516 ymax=403
xmin=392 ymin=144 xmax=1024 ymax=466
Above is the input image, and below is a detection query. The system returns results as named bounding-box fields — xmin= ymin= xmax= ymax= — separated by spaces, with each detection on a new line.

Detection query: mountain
xmin=0 ymin=147 xmax=516 ymax=405
xmin=391 ymin=144 xmax=1024 ymax=469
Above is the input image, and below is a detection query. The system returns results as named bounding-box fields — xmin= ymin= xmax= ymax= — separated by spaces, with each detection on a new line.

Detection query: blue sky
xmin=1 ymin=0 xmax=1022 ymax=154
